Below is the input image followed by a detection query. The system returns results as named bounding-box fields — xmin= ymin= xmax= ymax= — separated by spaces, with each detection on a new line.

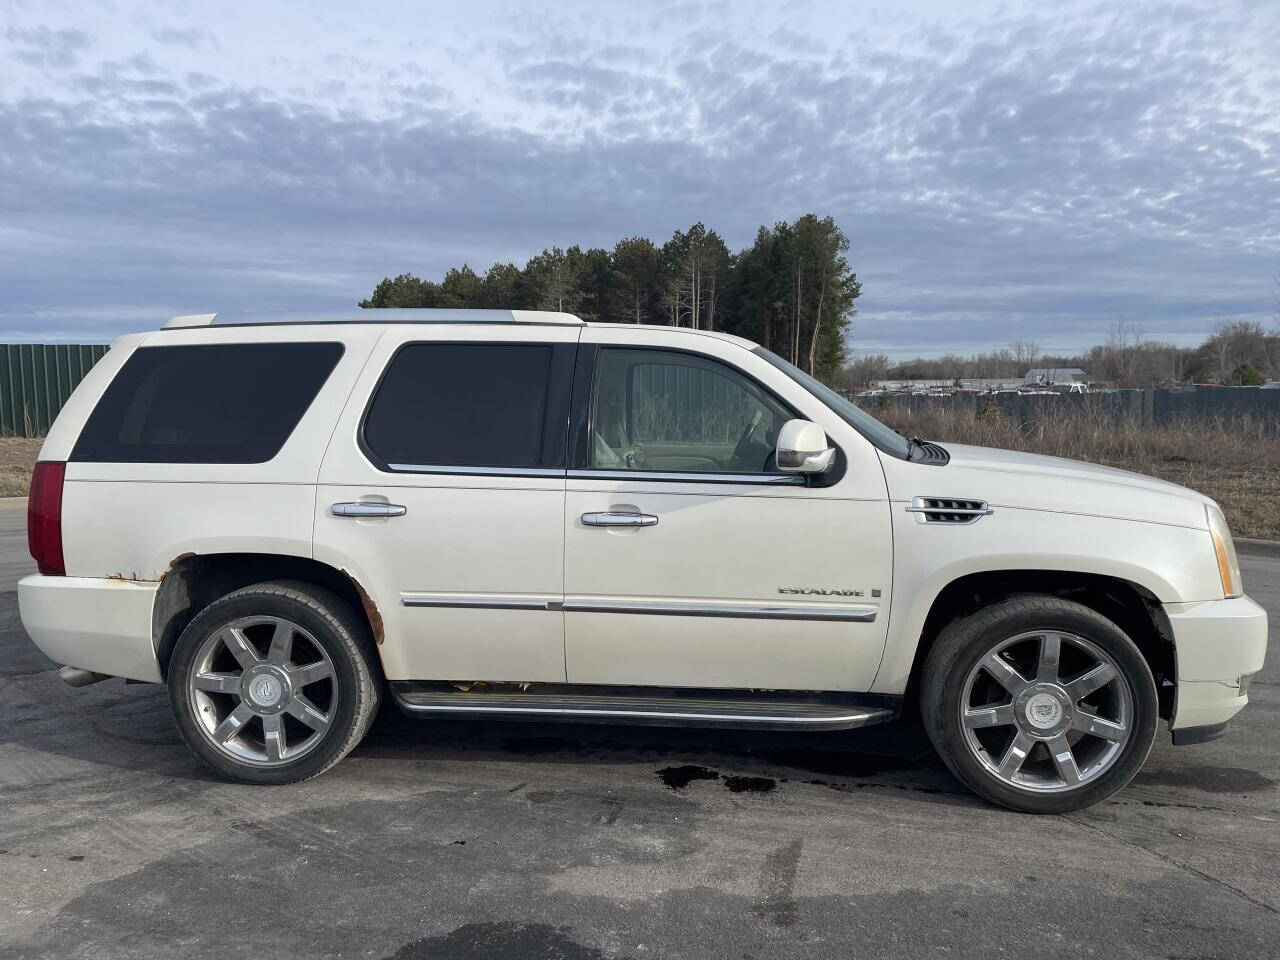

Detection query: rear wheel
xmin=167 ymin=581 xmax=381 ymax=784
xmin=921 ymin=596 xmax=1158 ymax=813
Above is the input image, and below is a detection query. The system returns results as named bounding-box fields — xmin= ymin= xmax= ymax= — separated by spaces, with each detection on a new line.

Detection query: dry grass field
xmin=877 ymin=402 xmax=1280 ymax=540
xmin=0 ymin=438 xmax=40 ymax=499
xmin=3 ymin=409 xmax=1278 ymax=539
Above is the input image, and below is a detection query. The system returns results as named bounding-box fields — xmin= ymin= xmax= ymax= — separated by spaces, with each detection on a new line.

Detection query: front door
xmin=315 ymin=325 xmax=578 ymax=682
xmin=563 ymin=329 xmax=893 ymax=692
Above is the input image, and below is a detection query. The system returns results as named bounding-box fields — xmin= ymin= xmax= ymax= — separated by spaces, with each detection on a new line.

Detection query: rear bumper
xmin=17 ymin=574 xmax=161 ymax=682
xmin=1166 ymin=594 xmax=1268 ymax=735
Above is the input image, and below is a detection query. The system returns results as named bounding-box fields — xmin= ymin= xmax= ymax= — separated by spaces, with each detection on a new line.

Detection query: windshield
xmin=752 ymin=347 xmax=912 ymax=459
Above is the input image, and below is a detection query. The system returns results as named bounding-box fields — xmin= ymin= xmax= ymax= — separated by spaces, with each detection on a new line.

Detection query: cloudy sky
xmin=1 ymin=0 xmax=1278 ymax=358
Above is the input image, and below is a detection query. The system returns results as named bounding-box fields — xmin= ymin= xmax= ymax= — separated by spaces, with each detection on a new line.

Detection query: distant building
xmin=866 ymin=377 xmax=1024 ymax=393
xmin=1025 ymin=368 xmax=1087 ymax=385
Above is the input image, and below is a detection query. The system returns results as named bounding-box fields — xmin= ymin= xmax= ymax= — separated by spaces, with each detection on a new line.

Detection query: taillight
xmin=28 ymin=461 xmax=66 ymax=576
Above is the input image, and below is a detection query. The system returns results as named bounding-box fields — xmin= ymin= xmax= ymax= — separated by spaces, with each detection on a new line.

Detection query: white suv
xmin=18 ymin=309 xmax=1267 ymax=813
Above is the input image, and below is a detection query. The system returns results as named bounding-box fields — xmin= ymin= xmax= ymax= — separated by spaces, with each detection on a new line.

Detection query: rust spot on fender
xmin=156 ymin=552 xmax=197 ymax=581
xmin=345 ymin=571 xmax=385 ymax=645
xmin=111 ymin=553 xmax=198 ymax=584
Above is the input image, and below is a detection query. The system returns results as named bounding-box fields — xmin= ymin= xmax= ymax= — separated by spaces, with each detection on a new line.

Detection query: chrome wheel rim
xmin=186 ymin=616 xmax=338 ymax=766
xmin=960 ymin=630 xmax=1133 ymax=794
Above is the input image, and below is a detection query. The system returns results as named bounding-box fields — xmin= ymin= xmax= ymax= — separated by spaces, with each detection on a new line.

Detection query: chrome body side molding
xmin=401 ymin=594 xmax=560 ymax=611
xmin=561 ymin=599 xmax=877 ymax=622
xmin=400 ymin=595 xmax=876 ymax=622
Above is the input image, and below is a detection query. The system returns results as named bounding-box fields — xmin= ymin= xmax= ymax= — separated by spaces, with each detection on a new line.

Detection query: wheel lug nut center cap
xmin=1015 ymin=684 xmax=1072 ymax=737
xmin=249 ymin=675 xmax=281 ymax=707
xmin=1025 ymin=693 xmax=1062 ymax=729
xmin=242 ymin=667 xmax=290 ymax=711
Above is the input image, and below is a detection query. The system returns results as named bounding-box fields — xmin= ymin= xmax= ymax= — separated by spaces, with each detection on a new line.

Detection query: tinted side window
xmin=362 ymin=343 xmax=572 ymax=470
xmin=71 ymin=342 xmax=343 ymax=464
xmin=589 ymin=348 xmax=791 ymax=474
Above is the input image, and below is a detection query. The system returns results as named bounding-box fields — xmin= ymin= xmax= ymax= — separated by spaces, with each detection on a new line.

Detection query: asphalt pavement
xmin=1 ymin=497 xmax=1277 ymax=959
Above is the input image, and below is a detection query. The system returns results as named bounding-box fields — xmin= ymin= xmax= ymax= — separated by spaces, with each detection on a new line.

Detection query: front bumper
xmin=17 ymin=574 xmax=161 ymax=683
xmin=1166 ymin=594 xmax=1268 ymax=736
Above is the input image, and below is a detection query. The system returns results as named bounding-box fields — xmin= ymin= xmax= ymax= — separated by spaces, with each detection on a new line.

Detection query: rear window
xmin=71 ymin=342 xmax=343 ymax=464
xmin=362 ymin=342 xmax=571 ymax=470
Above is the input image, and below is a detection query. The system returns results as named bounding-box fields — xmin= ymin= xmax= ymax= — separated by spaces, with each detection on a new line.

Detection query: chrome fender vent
xmin=906 ymin=496 xmax=993 ymax=524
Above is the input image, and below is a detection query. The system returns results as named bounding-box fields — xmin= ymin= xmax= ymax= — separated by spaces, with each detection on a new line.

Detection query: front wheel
xmin=167 ymin=581 xmax=382 ymax=784
xmin=921 ymin=596 xmax=1158 ymax=813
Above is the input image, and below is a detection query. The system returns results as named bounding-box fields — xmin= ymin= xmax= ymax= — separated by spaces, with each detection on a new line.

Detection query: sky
xmin=1 ymin=0 xmax=1278 ymax=359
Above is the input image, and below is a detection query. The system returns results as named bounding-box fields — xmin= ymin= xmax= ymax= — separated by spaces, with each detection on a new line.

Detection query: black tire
xmin=167 ymin=580 xmax=382 ymax=784
xmin=920 ymin=595 xmax=1158 ymax=814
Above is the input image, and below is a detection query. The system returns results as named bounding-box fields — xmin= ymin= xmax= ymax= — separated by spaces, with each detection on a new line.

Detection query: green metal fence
xmin=1 ymin=344 xmax=109 ymax=437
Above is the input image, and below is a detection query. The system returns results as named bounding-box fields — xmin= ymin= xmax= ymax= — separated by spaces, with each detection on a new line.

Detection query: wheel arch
xmin=900 ymin=569 xmax=1176 ymax=721
xmin=153 ymin=552 xmax=383 ymax=680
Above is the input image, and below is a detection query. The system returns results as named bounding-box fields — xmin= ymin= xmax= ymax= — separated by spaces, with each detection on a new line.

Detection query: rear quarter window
xmin=71 ymin=342 xmax=343 ymax=464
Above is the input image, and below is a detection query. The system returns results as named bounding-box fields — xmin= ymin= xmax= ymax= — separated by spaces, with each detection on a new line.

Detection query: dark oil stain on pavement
xmin=1139 ymin=764 xmax=1276 ymax=794
xmin=385 ymin=921 xmax=617 ymax=960
xmin=723 ymin=775 xmax=777 ymax=794
xmin=657 ymin=766 xmax=779 ymax=794
xmin=657 ymin=765 xmax=721 ymax=790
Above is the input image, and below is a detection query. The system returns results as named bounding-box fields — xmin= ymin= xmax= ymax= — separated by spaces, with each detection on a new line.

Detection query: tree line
xmin=360 ymin=215 xmax=861 ymax=377
xmin=843 ymin=320 xmax=1280 ymax=389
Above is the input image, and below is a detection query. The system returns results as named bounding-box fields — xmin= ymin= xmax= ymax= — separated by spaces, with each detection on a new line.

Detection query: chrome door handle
xmin=581 ymin=511 xmax=658 ymax=527
xmin=331 ymin=502 xmax=407 ymax=518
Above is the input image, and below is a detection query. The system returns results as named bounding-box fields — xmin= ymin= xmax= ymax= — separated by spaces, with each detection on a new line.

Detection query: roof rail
xmin=163 ymin=309 xmax=585 ymax=329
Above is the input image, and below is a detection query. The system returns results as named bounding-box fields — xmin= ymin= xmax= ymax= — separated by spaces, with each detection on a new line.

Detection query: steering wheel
xmin=729 ymin=409 xmax=765 ymax=469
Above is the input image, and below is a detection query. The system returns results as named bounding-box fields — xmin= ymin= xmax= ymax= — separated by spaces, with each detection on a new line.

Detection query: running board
xmin=389 ymin=682 xmax=898 ymax=732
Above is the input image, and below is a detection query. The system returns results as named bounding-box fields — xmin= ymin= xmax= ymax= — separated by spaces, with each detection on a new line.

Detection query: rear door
xmin=562 ymin=327 xmax=893 ymax=692
xmin=315 ymin=325 xmax=579 ymax=682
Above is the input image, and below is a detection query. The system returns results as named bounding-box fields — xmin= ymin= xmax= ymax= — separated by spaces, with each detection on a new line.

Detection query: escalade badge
xmin=778 ymin=587 xmax=867 ymax=597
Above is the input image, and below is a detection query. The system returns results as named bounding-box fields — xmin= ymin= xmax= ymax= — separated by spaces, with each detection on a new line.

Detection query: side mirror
xmin=776 ymin=419 xmax=835 ymax=474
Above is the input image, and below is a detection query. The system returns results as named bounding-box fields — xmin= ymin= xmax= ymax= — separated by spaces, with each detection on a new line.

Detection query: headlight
xmin=1205 ymin=503 xmax=1243 ymax=599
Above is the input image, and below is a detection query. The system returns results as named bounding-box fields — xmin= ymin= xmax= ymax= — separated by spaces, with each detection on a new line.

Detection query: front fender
xmin=870 ymin=505 xmax=1219 ymax=695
